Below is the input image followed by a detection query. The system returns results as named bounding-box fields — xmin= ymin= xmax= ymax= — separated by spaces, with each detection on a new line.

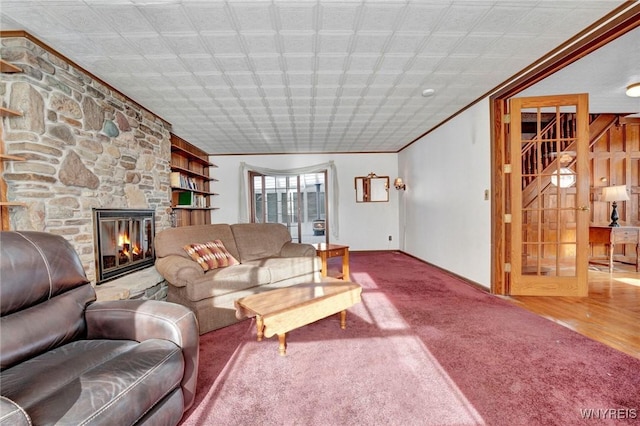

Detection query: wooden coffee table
xmin=234 ymin=281 xmax=362 ymax=356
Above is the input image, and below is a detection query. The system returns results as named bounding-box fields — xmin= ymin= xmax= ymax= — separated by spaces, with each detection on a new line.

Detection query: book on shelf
xmin=170 ymin=172 xmax=181 ymax=188
xmin=170 ymin=172 xmax=199 ymax=191
xmin=177 ymin=191 xmax=194 ymax=206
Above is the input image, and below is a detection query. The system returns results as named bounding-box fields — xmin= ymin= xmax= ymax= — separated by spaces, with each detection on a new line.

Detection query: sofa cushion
xmin=184 ymin=264 xmax=271 ymax=302
xmin=231 ymin=223 xmax=292 ymax=262
xmin=1 ymin=339 xmax=183 ymax=425
xmin=156 ymin=224 xmax=240 ymax=262
xmin=184 ymin=240 xmax=240 ymax=271
xmin=243 ymin=257 xmax=322 ymax=283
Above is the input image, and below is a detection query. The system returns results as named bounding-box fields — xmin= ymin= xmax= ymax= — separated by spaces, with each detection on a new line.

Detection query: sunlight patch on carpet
xmin=357 ymin=291 xmax=409 ymax=330
xmin=351 ymin=271 xmax=379 ymax=288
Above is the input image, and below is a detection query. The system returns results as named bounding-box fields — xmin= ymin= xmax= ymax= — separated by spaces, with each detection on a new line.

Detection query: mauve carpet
xmin=180 ymin=251 xmax=640 ymax=426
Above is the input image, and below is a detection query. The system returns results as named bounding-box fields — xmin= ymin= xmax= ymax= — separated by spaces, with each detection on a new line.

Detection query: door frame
xmin=490 ymin=5 xmax=640 ymax=295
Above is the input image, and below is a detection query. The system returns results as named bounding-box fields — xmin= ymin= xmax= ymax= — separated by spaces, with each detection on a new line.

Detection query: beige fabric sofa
xmin=155 ymin=223 xmax=322 ymax=334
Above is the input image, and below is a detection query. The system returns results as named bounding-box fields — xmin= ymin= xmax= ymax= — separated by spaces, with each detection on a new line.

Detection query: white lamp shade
xmin=602 ymin=185 xmax=630 ymax=202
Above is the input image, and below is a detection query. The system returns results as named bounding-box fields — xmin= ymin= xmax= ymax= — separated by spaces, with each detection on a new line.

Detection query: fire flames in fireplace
xmin=93 ymin=209 xmax=155 ymax=283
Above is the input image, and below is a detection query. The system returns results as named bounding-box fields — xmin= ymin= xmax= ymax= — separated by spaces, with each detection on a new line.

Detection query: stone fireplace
xmin=1 ymin=34 xmax=174 ymax=300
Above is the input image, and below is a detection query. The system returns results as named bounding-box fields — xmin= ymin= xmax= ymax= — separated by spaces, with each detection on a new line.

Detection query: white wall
xmin=398 ymin=99 xmax=492 ymax=287
xmin=210 ymin=153 xmax=400 ymax=251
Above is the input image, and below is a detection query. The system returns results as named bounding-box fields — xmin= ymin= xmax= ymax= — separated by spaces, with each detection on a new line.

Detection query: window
xmin=250 ymin=171 xmax=327 ymax=243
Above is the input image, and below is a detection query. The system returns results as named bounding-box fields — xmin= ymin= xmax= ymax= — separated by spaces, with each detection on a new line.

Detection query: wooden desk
xmin=589 ymin=226 xmax=640 ymax=272
xmin=312 ymin=243 xmax=349 ymax=280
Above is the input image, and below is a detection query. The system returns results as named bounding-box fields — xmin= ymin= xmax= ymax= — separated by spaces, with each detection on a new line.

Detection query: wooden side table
xmin=312 ymin=243 xmax=349 ymax=280
xmin=589 ymin=226 xmax=640 ymax=272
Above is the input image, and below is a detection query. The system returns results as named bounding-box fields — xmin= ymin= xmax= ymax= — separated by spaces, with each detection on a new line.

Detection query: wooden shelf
xmin=0 ymin=107 xmax=23 ymax=117
xmin=0 ymin=201 xmax=27 ymax=207
xmin=171 ymin=186 xmax=219 ymax=196
xmin=171 ymin=144 xmax=217 ymax=167
xmin=170 ymin=133 xmax=218 ymax=226
xmin=170 ymin=165 xmax=219 ymax=181
xmin=172 ymin=206 xmax=219 ymax=210
xmin=1 ymin=60 xmax=21 ymax=73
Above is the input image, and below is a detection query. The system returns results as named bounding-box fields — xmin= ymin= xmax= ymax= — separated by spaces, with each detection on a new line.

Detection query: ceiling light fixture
xmin=626 ymin=82 xmax=640 ymax=97
xmin=421 ymin=89 xmax=435 ymax=97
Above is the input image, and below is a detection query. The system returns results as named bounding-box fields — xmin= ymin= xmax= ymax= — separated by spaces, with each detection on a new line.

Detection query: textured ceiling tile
xmin=284 ymin=55 xmax=315 ymax=72
xmin=316 ymin=73 xmax=342 ymax=86
xmin=242 ymin=32 xmax=279 ymax=54
xmin=453 ymin=33 xmax=502 ymax=55
xmin=281 ymin=32 xmax=315 ymax=53
xmin=180 ymin=54 xmax=217 ymax=70
xmin=201 ymin=33 xmax=243 ymax=55
xmin=226 ymin=73 xmax=257 ymax=86
xmin=44 ymin=6 xmax=113 ymax=34
xmin=434 ymin=4 xmax=489 ymax=33
xmin=319 ymin=3 xmax=359 ymax=31
xmin=369 ymin=72 xmax=403 ymax=85
xmin=317 ymin=54 xmax=348 ymax=71
xmin=348 ymin=54 xmax=380 ymax=72
xmin=287 ymin=72 xmax=313 ymax=86
xmin=230 ymin=3 xmax=275 ymax=32
xmin=215 ymin=55 xmax=251 ymax=73
xmin=92 ymin=4 xmax=155 ymax=34
xmin=183 ymin=3 xmax=235 ymax=32
xmin=420 ymin=33 xmax=465 ymax=55
xmin=277 ymin=3 xmax=317 ymax=31
xmin=258 ymin=73 xmax=285 ymax=86
xmin=145 ymin=55 xmax=188 ymax=73
xmin=162 ymin=33 xmax=206 ymax=55
xmin=140 ymin=5 xmax=195 ymax=34
xmin=359 ymin=3 xmax=406 ymax=32
xmin=318 ymin=32 xmax=353 ymax=54
xmin=378 ymin=54 xmax=413 ymax=72
xmin=125 ymin=34 xmax=173 ymax=56
xmin=251 ymin=55 xmax=282 ymax=71
xmin=353 ymin=32 xmax=392 ymax=54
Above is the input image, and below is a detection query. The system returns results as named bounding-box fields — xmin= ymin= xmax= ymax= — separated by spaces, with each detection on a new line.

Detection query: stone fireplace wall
xmin=1 ymin=35 xmax=173 ymax=286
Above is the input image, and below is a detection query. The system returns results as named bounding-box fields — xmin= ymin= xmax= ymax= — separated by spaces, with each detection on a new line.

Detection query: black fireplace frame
xmin=93 ymin=208 xmax=155 ymax=284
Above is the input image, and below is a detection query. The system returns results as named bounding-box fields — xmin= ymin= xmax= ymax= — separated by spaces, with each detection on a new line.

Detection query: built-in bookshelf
xmin=170 ymin=133 xmax=218 ymax=226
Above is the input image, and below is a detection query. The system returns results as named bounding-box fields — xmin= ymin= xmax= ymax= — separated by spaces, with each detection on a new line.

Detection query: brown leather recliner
xmin=0 ymin=231 xmax=199 ymax=425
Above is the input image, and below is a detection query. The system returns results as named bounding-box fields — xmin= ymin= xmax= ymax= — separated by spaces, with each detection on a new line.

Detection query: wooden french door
xmin=509 ymin=94 xmax=589 ymax=296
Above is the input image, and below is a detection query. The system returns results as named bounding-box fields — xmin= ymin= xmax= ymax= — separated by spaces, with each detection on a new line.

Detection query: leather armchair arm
xmin=0 ymin=396 xmax=31 ymax=426
xmin=280 ymin=241 xmax=316 ymax=257
xmin=85 ymin=300 xmax=199 ymax=411
xmin=155 ymin=255 xmax=204 ymax=287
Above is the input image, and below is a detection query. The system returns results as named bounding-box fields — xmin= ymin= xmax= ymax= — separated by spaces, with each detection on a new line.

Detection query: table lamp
xmin=602 ymin=185 xmax=630 ymax=227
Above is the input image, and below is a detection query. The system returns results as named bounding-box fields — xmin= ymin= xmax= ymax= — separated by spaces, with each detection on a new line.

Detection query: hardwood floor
xmin=506 ymin=264 xmax=640 ymax=360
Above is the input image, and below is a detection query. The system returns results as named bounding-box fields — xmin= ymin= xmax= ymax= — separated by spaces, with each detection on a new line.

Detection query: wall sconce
xmin=394 ymin=177 xmax=406 ymax=190
xmin=602 ymin=185 xmax=630 ymax=227
xmin=626 ymin=82 xmax=640 ymax=97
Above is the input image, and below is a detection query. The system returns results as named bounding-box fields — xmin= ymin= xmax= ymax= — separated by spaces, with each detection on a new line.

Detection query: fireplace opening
xmin=93 ymin=209 xmax=155 ymax=284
